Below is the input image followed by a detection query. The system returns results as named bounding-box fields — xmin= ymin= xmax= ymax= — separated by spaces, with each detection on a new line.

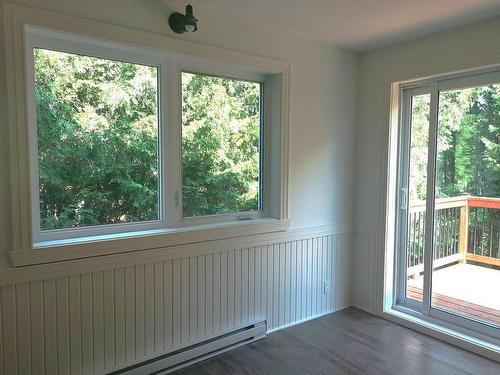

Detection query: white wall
xmin=0 ymin=1 xmax=357 ymax=373
xmin=353 ymin=15 xmax=500 ymax=313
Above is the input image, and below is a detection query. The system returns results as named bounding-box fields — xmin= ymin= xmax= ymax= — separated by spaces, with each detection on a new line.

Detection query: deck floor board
xmin=407 ymin=285 xmax=500 ymax=325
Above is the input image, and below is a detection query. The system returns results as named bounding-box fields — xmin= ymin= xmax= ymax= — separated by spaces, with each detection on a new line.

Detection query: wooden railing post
xmin=458 ymin=197 xmax=469 ymax=264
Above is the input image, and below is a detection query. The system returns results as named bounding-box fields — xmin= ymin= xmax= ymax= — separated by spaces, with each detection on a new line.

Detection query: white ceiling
xmin=164 ymin=0 xmax=500 ymax=50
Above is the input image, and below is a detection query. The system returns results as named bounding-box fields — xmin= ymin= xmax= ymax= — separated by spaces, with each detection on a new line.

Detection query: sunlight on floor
xmin=408 ymin=263 xmax=500 ymax=310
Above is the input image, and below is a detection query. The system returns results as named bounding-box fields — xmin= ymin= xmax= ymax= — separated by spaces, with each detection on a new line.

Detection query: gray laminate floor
xmin=171 ymin=308 xmax=499 ymax=375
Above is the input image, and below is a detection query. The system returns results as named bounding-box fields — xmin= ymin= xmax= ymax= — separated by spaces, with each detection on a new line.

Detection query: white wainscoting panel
xmin=0 ymin=227 xmax=352 ymax=375
xmin=352 ymin=230 xmax=380 ymax=314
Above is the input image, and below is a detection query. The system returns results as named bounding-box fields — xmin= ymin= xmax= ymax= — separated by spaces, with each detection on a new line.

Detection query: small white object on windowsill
xmin=237 ymin=211 xmax=259 ymax=220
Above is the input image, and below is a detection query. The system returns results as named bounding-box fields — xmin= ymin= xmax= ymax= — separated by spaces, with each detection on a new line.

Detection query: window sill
xmin=383 ymin=307 xmax=500 ymax=362
xmin=10 ymin=218 xmax=290 ymax=267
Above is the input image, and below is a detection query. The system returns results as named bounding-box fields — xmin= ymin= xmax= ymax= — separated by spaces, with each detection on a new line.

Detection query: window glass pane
xmin=34 ymin=48 xmax=160 ymax=230
xmin=431 ymin=84 xmax=500 ymax=326
xmin=406 ymin=94 xmax=430 ymax=303
xmin=181 ymin=72 xmax=261 ymax=217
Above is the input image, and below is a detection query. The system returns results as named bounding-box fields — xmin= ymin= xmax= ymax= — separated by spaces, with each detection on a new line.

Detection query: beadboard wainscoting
xmin=352 ymin=228 xmax=381 ymax=315
xmin=0 ymin=225 xmax=353 ymax=375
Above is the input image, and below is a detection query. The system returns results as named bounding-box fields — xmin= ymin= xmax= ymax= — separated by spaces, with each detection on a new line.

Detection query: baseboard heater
xmin=112 ymin=321 xmax=267 ymax=375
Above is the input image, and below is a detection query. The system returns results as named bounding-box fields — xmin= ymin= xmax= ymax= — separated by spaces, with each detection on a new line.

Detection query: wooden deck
xmin=407 ymin=285 xmax=500 ymax=325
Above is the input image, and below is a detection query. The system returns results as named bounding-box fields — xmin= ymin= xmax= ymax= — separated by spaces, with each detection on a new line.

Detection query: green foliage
xmin=35 ymin=49 xmax=261 ymax=230
xmin=436 ymin=86 xmax=500 ymax=198
xmin=409 ymin=94 xmax=430 ymax=201
xmin=407 ymin=85 xmax=500 ymax=260
xmin=35 ymin=49 xmax=159 ymax=230
xmin=410 ymin=85 xmax=500 ymax=201
xmin=181 ymin=73 xmax=260 ymax=217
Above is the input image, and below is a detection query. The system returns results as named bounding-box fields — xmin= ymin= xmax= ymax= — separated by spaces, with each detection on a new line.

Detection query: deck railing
xmin=407 ymin=196 xmax=500 ymax=276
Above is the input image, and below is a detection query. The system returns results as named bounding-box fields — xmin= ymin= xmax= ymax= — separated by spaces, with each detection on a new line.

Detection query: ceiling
xmin=163 ymin=0 xmax=500 ymax=51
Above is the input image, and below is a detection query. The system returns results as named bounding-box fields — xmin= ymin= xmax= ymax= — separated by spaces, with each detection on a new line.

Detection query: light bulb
xmin=185 ymin=24 xmax=196 ymax=32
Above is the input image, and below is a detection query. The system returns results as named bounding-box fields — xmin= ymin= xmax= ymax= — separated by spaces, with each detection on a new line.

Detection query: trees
xmin=34 ymin=47 xmax=500 ymax=231
xmin=436 ymin=86 xmax=500 ymax=199
xmin=35 ymin=49 xmax=160 ymax=230
xmin=407 ymin=85 xmax=499 ymax=261
xmin=181 ymin=73 xmax=260 ymax=217
xmin=410 ymin=85 xmax=500 ymax=201
xmin=34 ymin=49 xmax=260 ymax=230
xmin=409 ymin=94 xmax=430 ymax=202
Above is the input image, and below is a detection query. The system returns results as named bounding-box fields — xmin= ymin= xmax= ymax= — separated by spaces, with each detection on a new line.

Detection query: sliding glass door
xmin=397 ymin=70 xmax=500 ymax=335
xmin=400 ymin=88 xmax=431 ymax=306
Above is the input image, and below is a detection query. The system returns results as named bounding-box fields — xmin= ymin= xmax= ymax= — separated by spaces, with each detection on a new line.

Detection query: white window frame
xmin=5 ymin=4 xmax=290 ymax=266
xmin=164 ymin=58 xmax=273 ymax=227
xmin=25 ymin=27 xmax=170 ymax=243
xmin=393 ymin=67 xmax=500 ymax=342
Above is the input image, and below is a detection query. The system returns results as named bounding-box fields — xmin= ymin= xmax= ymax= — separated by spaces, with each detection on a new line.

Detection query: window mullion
xmin=25 ymin=35 xmax=42 ymax=246
xmin=165 ymin=60 xmax=182 ymax=226
xmin=262 ymin=79 xmax=272 ymax=217
xmin=422 ymin=82 xmax=439 ymax=315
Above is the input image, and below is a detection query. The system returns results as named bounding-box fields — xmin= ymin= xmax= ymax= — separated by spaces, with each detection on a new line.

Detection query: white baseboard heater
xmin=112 ymin=321 xmax=267 ymax=375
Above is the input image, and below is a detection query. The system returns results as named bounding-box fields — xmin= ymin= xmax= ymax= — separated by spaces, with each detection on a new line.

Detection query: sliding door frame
xmin=395 ymin=84 xmax=430 ymax=312
xmin=394 ymin=67 xmax=500 ymax=340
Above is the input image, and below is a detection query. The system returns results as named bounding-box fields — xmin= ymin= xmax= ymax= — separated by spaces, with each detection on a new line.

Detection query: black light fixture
xmin=169 ymin=4 xmax=198 ymax=34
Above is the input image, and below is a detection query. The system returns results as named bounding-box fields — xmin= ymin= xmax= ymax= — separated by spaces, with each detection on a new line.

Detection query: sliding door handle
xmin=400 ymin=188 xmax=408 ymax=210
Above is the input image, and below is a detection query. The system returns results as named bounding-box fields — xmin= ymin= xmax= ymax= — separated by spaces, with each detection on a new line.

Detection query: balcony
xmin=406 ymin=195 xmax=500 ymax=326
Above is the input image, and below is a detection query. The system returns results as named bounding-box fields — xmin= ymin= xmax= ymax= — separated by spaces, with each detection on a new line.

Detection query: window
xmin=13 ymin=23 xmax=288 ymax=256
xmin=25 ymin=28 xmax=168 ymax=243
xmin=395 ymin=69 xmax=500 ymax=337
xmin=34 ymin=49 xmax=161 ymax=232
xmin=403 ymin=91 xmax=430 ymax=303
xmin=181 ymin=72 xmax=262 ymax=218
